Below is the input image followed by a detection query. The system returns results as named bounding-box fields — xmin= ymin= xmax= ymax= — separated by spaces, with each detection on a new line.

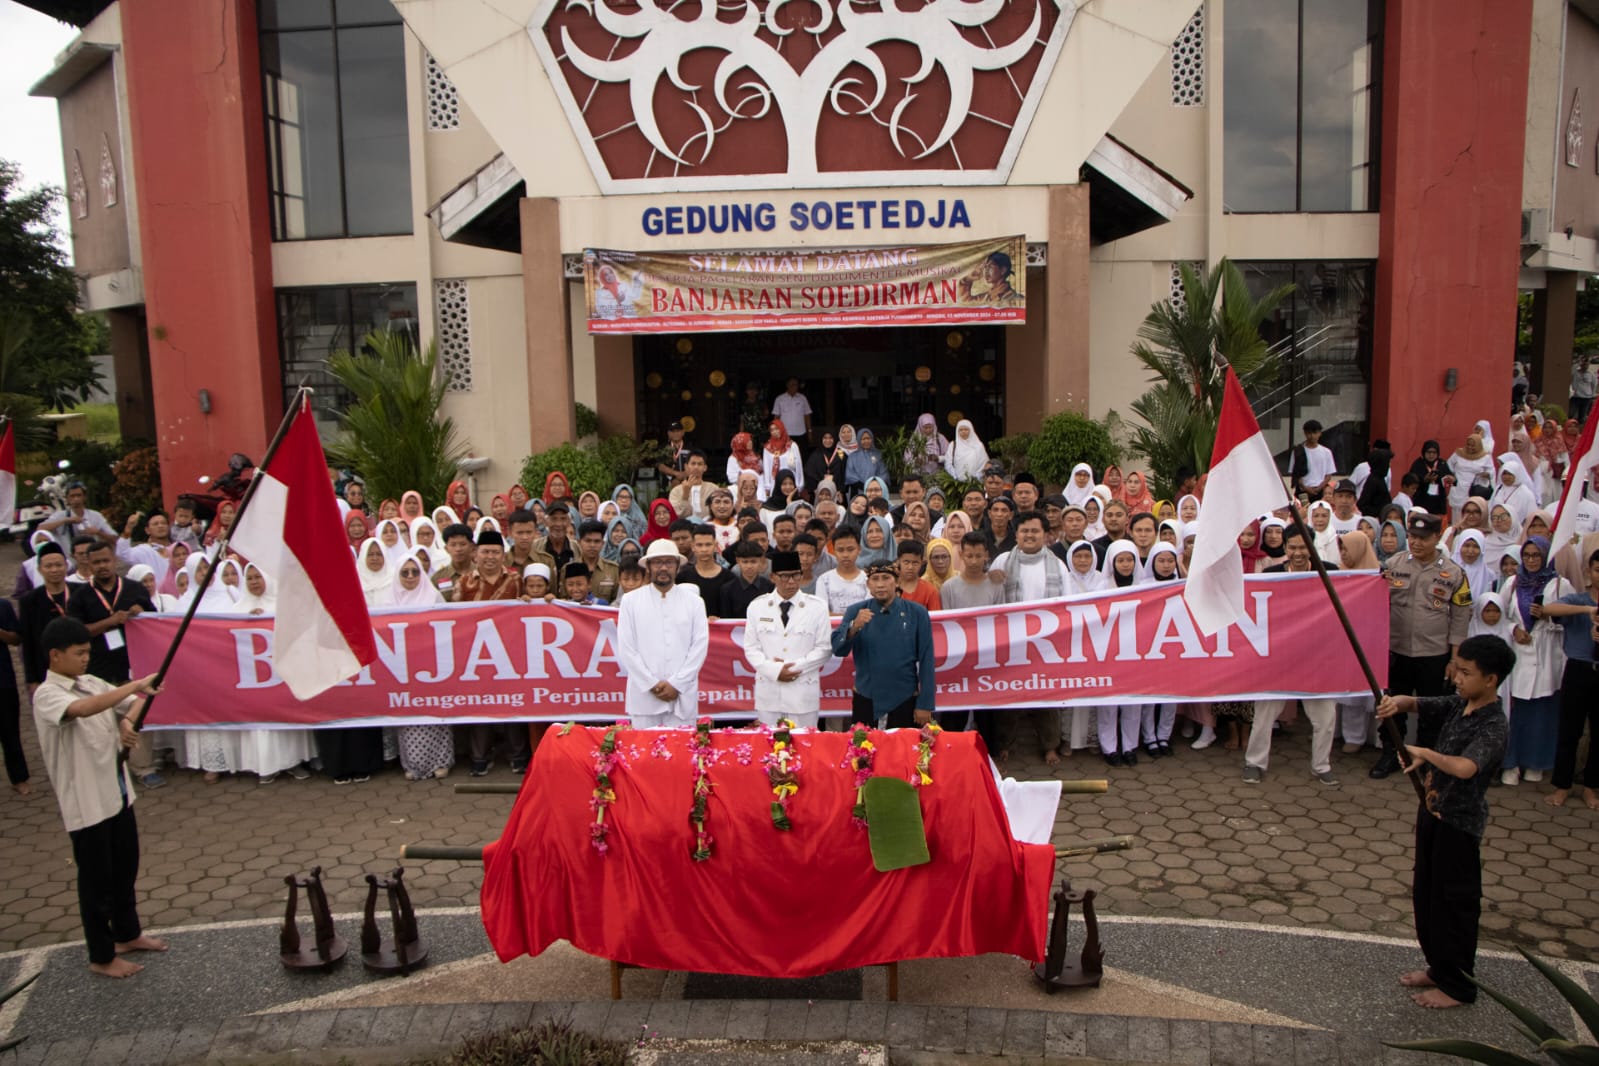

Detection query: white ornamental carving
xmin=69 ymin=150 xmax=88 ymax=220
xmin=99 ymin=133 xmax=118 ymax=207
xmin=1566 ymin=88 xmax=1582 ymax=168
xmin=532 ymin=0 xmax=1076 ymax=193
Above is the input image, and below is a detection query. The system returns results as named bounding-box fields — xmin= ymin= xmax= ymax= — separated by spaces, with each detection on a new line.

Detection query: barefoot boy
xmin=32 ymin=617 xmax=166 ymax=977
xmin=1376 ymin=634 xmax=1513 ymax=1009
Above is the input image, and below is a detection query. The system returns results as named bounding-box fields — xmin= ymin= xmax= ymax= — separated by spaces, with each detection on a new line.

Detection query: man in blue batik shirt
xmin=831 ymin=561 xmax=936 ymax=729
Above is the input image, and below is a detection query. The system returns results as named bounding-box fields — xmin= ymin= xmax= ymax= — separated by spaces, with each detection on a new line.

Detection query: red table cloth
xmin=481 ymin=726 xmax=1056 ymax=978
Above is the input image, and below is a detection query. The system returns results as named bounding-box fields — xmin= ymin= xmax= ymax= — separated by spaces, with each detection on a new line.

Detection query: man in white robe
xmin=742 ymin=551 xmax=834 ymax=728
xmin=617 ymin=539 xmax=709 ymax=727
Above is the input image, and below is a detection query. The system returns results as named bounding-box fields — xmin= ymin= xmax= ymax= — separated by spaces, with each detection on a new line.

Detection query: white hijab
xmin=1064 ymin=539 xmax=1108 ymax=595
xmin=215 ymin=558 xmax=244 ymax=603
xmin=376 ymin=518 xmax=412 ymax=568
xmin=389 ymin=558 xmax=444 ymax=607
xmin=1100 ymin=539 xmax=1141 ymax=585
xmin=231 ymin=564 xmax=277 ymax=615
xmin=1064 ymin=463 xmax=1096 ymax=508
xmin=177 ymin=552 xmax=234 ymax=613
xmin=944 ymin=419 xmax=990 ymax=481
xmin=356 ymin=537 xmax=395 ymax=605
xmin=408 ymin=516 xmax=450 ymax=570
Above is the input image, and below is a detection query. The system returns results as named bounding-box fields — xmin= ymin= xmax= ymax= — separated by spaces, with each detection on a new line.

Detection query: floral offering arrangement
xmin=589 ymin=723 xmax=625 ymax=855
xmin=913 ymin=721 xmax=942 ymax=787
xmin=689 ymin=717 xmax=715 ymax=861
xmin=845 ymin=725 xmax=876 ymax=828
xmin=761 ymin=719 xmax=802 ymax=831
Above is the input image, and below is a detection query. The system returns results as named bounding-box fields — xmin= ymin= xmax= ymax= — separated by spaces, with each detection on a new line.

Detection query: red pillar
xmin=121 ymin=0 xmax=282 ymax=508
xmin=1370 ymin=0 xmax=1532 ymax=469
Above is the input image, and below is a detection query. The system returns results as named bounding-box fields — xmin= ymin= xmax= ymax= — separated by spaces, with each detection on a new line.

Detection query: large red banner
xmin=129 ymin=573 xmax=1388 ymax=729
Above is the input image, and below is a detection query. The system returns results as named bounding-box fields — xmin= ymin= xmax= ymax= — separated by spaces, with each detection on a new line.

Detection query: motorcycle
xmin=9 ymin=459 xmax=74 ymax=539
xmin=177 ymin=452 xmax=256 ymax=525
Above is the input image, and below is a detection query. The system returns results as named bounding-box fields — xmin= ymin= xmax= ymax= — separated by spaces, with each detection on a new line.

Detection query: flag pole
xmin=1279 ymin=496 xmax=1426 ymax=802
xmin=128 ymin=388 xmax=313 ymax=733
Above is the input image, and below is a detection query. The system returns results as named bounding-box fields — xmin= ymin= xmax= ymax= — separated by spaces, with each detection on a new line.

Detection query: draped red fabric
xmin=481 ymin=727 xmax=1055 ymax=978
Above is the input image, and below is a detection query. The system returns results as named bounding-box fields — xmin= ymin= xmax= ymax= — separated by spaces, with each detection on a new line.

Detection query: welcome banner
xmin=129 ymin=573 xmax=1387 ymax=730
xmin=583 ymin=235 xmax=1028 ymax=334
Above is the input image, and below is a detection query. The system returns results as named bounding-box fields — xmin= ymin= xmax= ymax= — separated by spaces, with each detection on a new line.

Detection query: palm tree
xmin=1128 ymin=259 xmax=1294 ymax=497
xmin=323 ymin=331 xmax=465 ymax=504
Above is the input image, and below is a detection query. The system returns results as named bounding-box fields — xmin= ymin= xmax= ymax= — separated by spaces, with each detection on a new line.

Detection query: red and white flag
xmin=1184 ymin=367 xmax=1291 ymax=635
xmin=0 ymin=422 xmax=14 ymax=526
xmin=230 ymin=397 xmax=377 ymax=699
xmin=1550 ymin=414 xmax=1599 ymax=555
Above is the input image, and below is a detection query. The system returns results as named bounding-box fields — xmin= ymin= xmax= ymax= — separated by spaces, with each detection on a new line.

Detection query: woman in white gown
xmin=180 ymin=561 xmax=315 ymax=784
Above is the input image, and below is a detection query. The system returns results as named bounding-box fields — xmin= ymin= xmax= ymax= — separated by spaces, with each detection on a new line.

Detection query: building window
xmin=1222 ymin=0 xmax=1381 ymax=213
xmin=260 ymin=0 xmax=413 ymax=240
xmin=1236 ymin=260 xmax=1375 ymax=465
xmin=277 ymin=283 xmax=418 ymax=423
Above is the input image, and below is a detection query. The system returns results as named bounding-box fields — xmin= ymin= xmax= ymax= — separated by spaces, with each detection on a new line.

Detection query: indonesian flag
xmin=230 ymin=397 xmax=377 ymax=699
xmin=0 ymin=422 xmax=14 ymax=525
xmin=1550 ymin=413 xmax=1599 ymax=555
xmin=1184 ymin=367 xmax=1290 ymax=635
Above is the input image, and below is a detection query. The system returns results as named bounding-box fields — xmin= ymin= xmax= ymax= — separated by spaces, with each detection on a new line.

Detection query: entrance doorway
xmin=635 ymin=325 xmax=1006 ymax=463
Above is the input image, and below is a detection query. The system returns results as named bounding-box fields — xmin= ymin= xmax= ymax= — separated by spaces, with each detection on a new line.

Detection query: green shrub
xmin=591 ymin=434 xmax=659 ymax=492
xmin=521 ymin=443 xmax=620 ymax=500
xmin=575 ymin=402 xmax=599 ymax=439
xmin=988 ymin=432 xmax=1034 ymax=472
xmin=1026 ymin=412 xmax=1119 ymax=488
xmin=107 ymin=445 xmax=163 ymax=529
xmin=933 ymin=472 xmax=982 ymax=503
xmin=419 ymin=1021 xmax=629 ymax=1066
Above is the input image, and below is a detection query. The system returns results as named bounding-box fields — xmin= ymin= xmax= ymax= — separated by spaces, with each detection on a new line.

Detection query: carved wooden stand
xmin=360 ymin=866 xmax=429 ymax=976
xmin=280 ymin=866 xmax=346 ymax=971
xmin=1031 ymin=879 xmax=1104 ymax=991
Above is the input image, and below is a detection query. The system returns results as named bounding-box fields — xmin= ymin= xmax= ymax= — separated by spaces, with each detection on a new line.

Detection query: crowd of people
xmin=8 ymin=376 xmax=1599 ymax=1001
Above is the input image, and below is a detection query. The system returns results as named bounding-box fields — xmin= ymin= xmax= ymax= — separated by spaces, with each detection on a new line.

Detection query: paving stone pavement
xmin=3 ymin=706 xmax=1595 ymax=961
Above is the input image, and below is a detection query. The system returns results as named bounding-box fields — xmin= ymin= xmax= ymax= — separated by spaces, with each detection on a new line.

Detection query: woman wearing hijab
xmin=127 ymin=564 xmax=180 ymax=614
xmin=399 ymin=491 xmax=425 ymax=523
xmin=901 ymin=500 xmax=933 ymax=543
xmin=1120 ymin=471 xmax=1155 ymax=514
xmin=844 ymin=428 xmax=886 ymax=496
xmin=344 ymin=510 xmax=373 ymax=552
xmin=726 ymin=431 xmax=762 ymax=486
xmin=1447 ymin=429 xmax=1496 ymax=519
xmin=183 ymin=564 xmax=316 ymax=784
xmin=1258 ymin=518 xmax=1288 ymax=568
xmin=762 ymin=470 xmax=798 ymax=517
xmin=610 ymin=485 xmax=647 ymax=540
xmin=373 ymin=518 xmax=411 ymax=570
xmin=806 ymin=429 xmax=849 ymax=490
xmin=540 ymin=472 xmax=571 ymax=507
xmin=762 ymin=419 xmax=804 ymax=496
xmin=1337 ymin=529 xmax=1380 ymax=571
xmin=1491 ymin=453 xmax=1539 ymax=522
xmin=857 ymin=515 xmax=898 ymax=567
xmin=444 ymin=479 xmax=473 ymax=515
xmin=924 ymin=537 xmax=957 ymax=590
xmin=204 ymin=499 xmax=237 ymax=548
xmin=1139 ymin=543 xmax=1184 ymax=757
xmin=1483 ymin=502 xmax=1525 ymax=560
xmin=357 ymin=538 xmax=395 ymax=606
xmin=1375 ymin=519 xmax=1408 ymax=565
xmin=640 ymin=498 xmax=679 ymax=545
xmin=408 ymin=516 xmax=449 ymax=572
xmin=1062 ymin=463 xmax=1096 ymax=508
xmin=943 ymin=419 xmax=990 ymax=481
xmin=388 ymin=556 xmax=454 ymax=780
xmin=600 ymin=516 xmax=631 ymax=563
xmin=1305 ymin=500 xmax=1339 ymax=563
xmin=907 ymin=413 xmax=950 ymax=476
xmin=1408 ymin=440 xmax=1450 ymax=516
xmin=311 ymin=543 xmax=391 ymax=785
xmin=157 ymin=540 xmax=192 ymax=599
xmin=1210 ymin=525 xmax=1266 ymax=750
xmin=939 ymin=509 xmax=974 ymax=546
xmin=489 ymin=493 xmax=513 ymax=524
xmin=574 ymin=490 xmax=602 ymax=522
xmin=1095 ymin=541 xmax=1145 ymax=764
xmin=1499 ymin=536 xmax=1571 ymax=786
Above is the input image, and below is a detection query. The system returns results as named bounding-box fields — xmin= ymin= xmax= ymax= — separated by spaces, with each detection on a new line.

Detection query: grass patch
xmin=416 ymin=1021 xmax=630 ymax=1066
xmin=69 ymin=402 xmax=120 ymax=443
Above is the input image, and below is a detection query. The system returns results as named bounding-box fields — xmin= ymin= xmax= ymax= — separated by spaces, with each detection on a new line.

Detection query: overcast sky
xmin=0 ymin=2 xmax=79 ymax=242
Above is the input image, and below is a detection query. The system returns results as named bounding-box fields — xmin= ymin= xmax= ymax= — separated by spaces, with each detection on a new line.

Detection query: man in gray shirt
xmin=937 ymin=532 xmax=1011 ymax=758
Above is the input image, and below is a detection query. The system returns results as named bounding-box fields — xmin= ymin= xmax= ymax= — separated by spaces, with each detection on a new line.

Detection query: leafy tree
xmin=1026 ymin=411 xmax=1120 ymax=487
xmin=323 ymin=331 xmax=466 ymax=504
xmin=0 ymin=160 xmax=104 ymax=410
xmin=1128 ymin=259 xmax=1293 ymax=497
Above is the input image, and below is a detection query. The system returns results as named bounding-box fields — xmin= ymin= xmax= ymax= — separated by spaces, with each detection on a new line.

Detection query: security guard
xmin=1371 ymin=512 xmax=1472 ymax=778
xmin=742 ymin=551 xmax=835 ymax=729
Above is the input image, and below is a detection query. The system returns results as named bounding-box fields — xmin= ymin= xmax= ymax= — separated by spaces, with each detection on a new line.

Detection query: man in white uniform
xmin=617 ymin=540 xmax=709 ymax=727
xmin=742 ymin=551 xmax=834 ymax=728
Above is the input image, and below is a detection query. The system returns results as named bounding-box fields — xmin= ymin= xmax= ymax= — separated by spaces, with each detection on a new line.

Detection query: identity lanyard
xmin=46 ymin=590 xmax=68 ymax=616
xmin=92 ymin=578 xmax=122 ymax=616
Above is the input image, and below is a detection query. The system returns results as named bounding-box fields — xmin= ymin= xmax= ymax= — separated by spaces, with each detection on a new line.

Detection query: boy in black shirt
xmin=1376 ymin=634 xmax=1513 ymax=1009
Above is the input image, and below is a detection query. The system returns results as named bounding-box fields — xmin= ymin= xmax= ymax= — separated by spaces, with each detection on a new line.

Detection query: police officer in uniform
xmin=1371 ymin=512 xmax=1473 ymax=778
xmin=742 ymin=551 xmax=835 ymax=729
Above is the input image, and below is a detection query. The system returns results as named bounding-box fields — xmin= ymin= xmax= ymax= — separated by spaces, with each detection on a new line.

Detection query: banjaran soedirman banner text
xmin=129 ymin=573 xmax=1387 ymax=729
xmin=583 ymin=235 xmax=1027 ymax=334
